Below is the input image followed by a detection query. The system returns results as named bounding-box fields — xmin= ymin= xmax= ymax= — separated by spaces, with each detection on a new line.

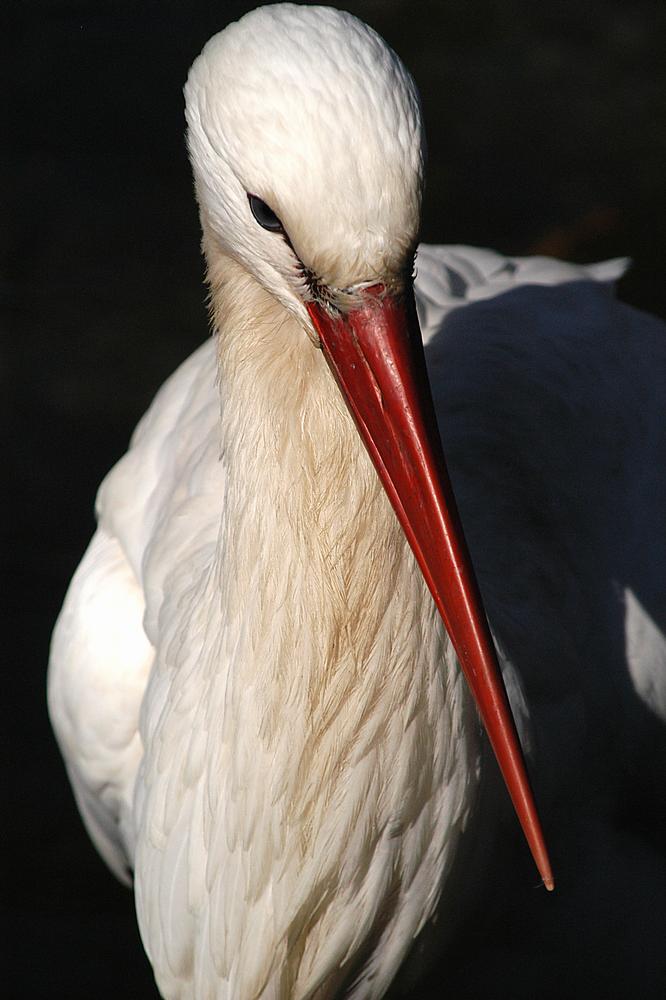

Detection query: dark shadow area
xmin=416 ymin=280 xmax=666 ymax=998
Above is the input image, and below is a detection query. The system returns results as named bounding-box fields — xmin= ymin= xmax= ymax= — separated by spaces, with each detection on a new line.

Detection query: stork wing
xmin=414 ymin=242 xmax=628 ymax=343
xmin=48 ymin=339 xmax=223 ymax=883
xmin=415 ymin=241 xmax=666 ymax=771
xmin=48 ymin=527 xmax=153 ymax=883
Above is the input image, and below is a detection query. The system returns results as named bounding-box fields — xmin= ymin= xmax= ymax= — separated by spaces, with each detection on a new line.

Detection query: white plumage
xmin=48 ymin=5 xmax=666 ymax=999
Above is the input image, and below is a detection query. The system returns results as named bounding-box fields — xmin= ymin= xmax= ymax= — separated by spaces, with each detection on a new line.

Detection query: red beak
xmin=307 ymin=285 xmax=554 ymax=891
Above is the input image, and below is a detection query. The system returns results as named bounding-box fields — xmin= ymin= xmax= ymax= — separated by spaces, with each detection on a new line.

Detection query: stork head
xmin=184 ymin=3 xmax=553 ymax=891
xmin=185 ymin=3 xmax=423 ymax=320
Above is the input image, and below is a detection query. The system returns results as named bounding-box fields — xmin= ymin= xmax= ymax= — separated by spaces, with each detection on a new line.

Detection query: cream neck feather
xmin=208 ymin=245 xmax=436 ymax=738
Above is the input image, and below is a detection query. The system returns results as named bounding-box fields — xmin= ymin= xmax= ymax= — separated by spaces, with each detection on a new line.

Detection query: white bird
xmin=48 ymin=4 xmax=666 ymax=999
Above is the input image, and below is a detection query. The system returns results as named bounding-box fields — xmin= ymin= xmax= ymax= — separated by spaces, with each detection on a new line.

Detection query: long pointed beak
xmin=307 ymin=285 xmax=554 ymax=891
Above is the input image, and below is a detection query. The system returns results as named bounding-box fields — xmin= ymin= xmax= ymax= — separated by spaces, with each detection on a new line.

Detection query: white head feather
xmin=184 ymin=4 xmax=425 ymax=322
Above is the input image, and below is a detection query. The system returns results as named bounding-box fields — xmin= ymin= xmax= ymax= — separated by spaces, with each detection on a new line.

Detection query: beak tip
xmin=535 ymin=850 xmax=554 ymax=891
xmin=523 ymin=808 xmax=554 ymax=893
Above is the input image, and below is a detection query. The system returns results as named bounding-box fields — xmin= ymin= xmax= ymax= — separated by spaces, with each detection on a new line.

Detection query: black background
xmin=4 ymin=1 xmax=666 ymax=997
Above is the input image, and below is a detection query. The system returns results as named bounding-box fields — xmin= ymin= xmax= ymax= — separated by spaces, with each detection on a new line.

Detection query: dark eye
xmin=248 ymin=193 xmax=284 ymax=233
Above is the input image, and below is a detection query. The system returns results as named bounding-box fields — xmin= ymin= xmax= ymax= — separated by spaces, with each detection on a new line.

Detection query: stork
xmin=48 ymin=4 xmax=666 ymax=999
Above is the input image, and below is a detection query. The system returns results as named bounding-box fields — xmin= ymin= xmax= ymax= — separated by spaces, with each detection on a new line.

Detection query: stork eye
xmin=248 ymin=194 xmax=284 ymax=233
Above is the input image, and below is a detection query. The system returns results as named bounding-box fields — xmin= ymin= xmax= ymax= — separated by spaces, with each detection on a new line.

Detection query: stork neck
xmin=205 ymin=250 xmax=444 ymax=724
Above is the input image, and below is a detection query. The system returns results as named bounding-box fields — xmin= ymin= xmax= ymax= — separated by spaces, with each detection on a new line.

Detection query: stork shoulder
xmin=96 ymin=338 xmax=223 ymax=644
xmin=47 ymin=527 xmax=153 ymax=882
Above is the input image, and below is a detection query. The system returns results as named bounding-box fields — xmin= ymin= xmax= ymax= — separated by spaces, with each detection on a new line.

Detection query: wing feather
xmin=48 ymin=527 xmax=153 ymax=882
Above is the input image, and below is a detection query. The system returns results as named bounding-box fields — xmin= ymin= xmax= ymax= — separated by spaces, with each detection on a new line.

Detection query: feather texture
xmin=48 ymin=5 xmax=666 ymax=998
xmin=48 ymin=237 xmax=659 ymax=996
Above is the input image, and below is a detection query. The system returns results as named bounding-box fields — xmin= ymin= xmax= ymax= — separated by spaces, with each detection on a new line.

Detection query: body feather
xmin=50 ymin=241 xmax=666 ymax=996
